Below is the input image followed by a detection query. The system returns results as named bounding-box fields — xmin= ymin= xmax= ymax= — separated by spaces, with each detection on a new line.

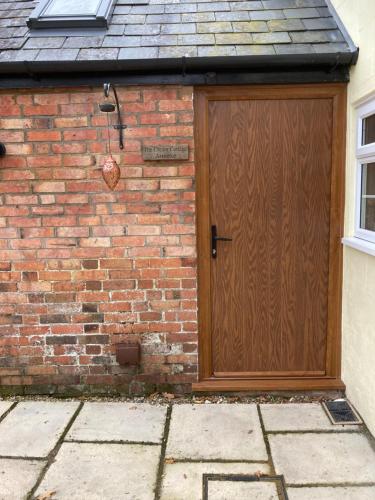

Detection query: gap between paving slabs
xmin=157 ymin=403 xmax=277 ymax=500
xmin=261 ymin=405 xmax=375 ymax=494
xmin=0 ymin=398 xmax=374 ymax=499
xmin=27 ymin=402 xmax=84 ymax=499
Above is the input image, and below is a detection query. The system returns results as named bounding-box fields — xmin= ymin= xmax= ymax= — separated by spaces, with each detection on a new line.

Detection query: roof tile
xmin=232 ymin=21 xmax=268 ymax=32
xmin=253 ymin=31 xmax=291 ymax=43
xmin=268 ymin=19 xmax=305 ymax=31
xmin=0 ymin=0 xmax=356 ymax=68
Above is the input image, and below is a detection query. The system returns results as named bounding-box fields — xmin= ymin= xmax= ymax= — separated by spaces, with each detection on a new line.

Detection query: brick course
xmin=0 ymin=85 xmax=197 ymax=395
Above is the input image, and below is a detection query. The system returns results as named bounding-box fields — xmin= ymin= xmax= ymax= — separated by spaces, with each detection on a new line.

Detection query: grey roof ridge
xmin=325 ymin=0 xmax=358 ymax=63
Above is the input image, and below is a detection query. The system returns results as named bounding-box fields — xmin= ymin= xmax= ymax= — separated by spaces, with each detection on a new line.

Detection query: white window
xmin=355 ymin=98 xmax=375 ymax=244
xmin=27 ymin=0 xmax=116 ymax=29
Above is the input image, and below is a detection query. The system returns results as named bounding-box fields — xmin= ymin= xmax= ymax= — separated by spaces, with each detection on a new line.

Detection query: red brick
xmin=126 ymin=179 xmax=159 ymax=191
xmin=24 ymin=105 xmax=59 ymax=116
xmin=0 ymin=85 xmax=198 ymax=394
xmin=126 ymin=127 xmax=157 ymax=138
xmin=0 ymin=182 xmax=29 ymax=194
xmin=63 ymin=155 xmax=95 ymax=167
xmin=52 ymin=143 xmax=87 ymax=154
xmin=60 ymin=103 xmax=94 ymax=115
xmin=27 ymin=130 xmax=61 ymax=142
xmin=27 ymin=156 xmax=62 ymax=168
xmin=0 ymin=130 xmax=24 ymax=142
xmin=140 ymin=113 xmax=176 ymax=124
xmin=160 ymin=125 xmax=193 ymax=137
xmin=63 ymin=130 xmax=97 ymax=141
xmin=160 ymin=179 xmax=193 ymax=190
xmin=34 ymin=94 xmax=70 ymax=105
xmin=54 ymin=116 xmax=88 ymax=128
xmin=0 ymin=105 xmax=21 ymax=116
xmin=33 ymin=182 xmax=65 ymax=193
xmin=57 ymin=227 xmax=89 ymax=237
xmin=53 ymin=168 xmax=87 ymax=180
xmin=159 ymin=100 xmax=193 ymax=111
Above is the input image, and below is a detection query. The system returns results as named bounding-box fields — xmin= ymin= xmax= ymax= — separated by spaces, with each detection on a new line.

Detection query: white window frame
xmin=354 ymin=98 xmax=375 ymax=244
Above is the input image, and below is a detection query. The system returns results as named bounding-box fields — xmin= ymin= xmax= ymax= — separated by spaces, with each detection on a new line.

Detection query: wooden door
xmin=194 ymin=85 xmax=346 ymax=392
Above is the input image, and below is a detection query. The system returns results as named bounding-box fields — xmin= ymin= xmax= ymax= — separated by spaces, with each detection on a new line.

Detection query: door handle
xmin=211 ymin=225 xmax=232 ymax=258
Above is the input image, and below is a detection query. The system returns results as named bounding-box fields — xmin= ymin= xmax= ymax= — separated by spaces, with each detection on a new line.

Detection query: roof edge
xmin=325 ymin=0 xmax=359 ymax=64
xmin=0 ymin=50 xmax=358 ymax=79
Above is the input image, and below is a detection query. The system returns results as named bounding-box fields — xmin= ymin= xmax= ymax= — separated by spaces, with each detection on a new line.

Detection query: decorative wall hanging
xmin=99 ymin=83 xmax=126 ymax=190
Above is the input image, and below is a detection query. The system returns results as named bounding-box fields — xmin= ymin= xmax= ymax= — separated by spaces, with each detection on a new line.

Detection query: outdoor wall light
xmin=99 ymin=83 xmax=127 ymax=190
xmin=0 ymin=143 xmax=6 ymax=157
xmin=100 ymin=82 xmax=126 ymax=150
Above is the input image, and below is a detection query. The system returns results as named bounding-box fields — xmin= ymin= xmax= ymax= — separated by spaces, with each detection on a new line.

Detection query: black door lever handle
xmin=211 ymin=225 xmax=232 ymax=258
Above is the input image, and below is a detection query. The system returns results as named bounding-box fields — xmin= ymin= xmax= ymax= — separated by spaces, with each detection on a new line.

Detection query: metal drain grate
xmin=202 ymin=474 xmax=289 ymax=500
xmin=323 ymin=399 xmax=362 ymax=425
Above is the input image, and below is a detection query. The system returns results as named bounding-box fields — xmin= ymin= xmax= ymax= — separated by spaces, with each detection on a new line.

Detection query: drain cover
xmin=202 ymin=474 xmax=288 ymax=500
xmin=323 ymin=399 xmax=362 ymax=425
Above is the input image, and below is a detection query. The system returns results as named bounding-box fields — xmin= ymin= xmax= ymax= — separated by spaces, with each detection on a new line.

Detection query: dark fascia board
xmin=0 ymin=50 xmax=358 ymax=75
xmin=0 ymin=51 xmax=356 ymax=89
xmin=27 ymin=0 xmax=116 ymax=29
xmin=0 ymin=66 xmax=351 ymax=90
xmin=0 ymin=68 xmax=350 ymax=90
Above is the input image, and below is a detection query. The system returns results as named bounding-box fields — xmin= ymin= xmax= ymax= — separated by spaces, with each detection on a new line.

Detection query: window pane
xmin=362 ymin=113 xmax=375 ymax=145
xmin=44 ymin=0 xmax=101 ymax=16
xmin=360 ymin=162 xmax=375 ymax=231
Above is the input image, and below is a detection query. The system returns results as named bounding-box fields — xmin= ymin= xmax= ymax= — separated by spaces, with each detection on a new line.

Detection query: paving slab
xmin=161 ymin=462 xmax=270 ymax=500
xmin=269 ymin=433 xmax=375 ymax=485
xmin=166 ymin=404 xmax=267 ymax=460
xmin=0 ymin=458 xmax=45 ymax=500
xmin=208 ymin=479 xmax=279 ymax=499
xmin=260 ymin=403 xmax=360 ymax=432
xmin=0 ymin=401 xmax=12 ymax=419
xmin=288 ymin=486 xmax=375 ymax=499
xmin=36 ymin=442 xmax=160 ymax=500
xmin=0 ymin=401 xmax=79 ymax=458
xmin=66 ymin=402 xmax=166 ymax=443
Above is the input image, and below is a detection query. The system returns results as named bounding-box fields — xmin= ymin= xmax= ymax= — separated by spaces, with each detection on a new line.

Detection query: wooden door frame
xmin=193 ymin=84 xmax=347 ymax=392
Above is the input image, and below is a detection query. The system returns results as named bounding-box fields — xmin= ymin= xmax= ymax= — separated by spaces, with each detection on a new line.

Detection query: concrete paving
xmin=270 ymin=432 xmax=375 ymax=484
xmin=0 ymin=401 xmax=79 ymax=458
xmin=287 ymin=486 xmax=375 ymax=500
xmin=36 ymin=442 xmax=160 ymax=500
xmin=0 ymin=459 xmax=45 ymax=499
xmin=207 ymin=479 xmax=279 ymax=499
xmin=0 ymin=401 xmax=12 ymax=419
xmin=161 ymin=463 xmax=270 ymax=500
xmin=166 ymin=404 xmax=267 ymax=461
xmin=66 ymin=402 xmax=166 ymax=444
xmin=260 ymin=403 xmax=359 ymax=432
xmin=0 ymin=399 xmax=374 ymax=499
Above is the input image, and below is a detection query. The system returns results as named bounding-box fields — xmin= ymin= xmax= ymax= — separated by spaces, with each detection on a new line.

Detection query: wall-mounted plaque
xmin=142 ymin=144 xmax=189 ymax=161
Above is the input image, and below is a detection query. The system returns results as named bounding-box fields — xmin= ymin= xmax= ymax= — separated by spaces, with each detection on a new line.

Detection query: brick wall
xmin=0 ymin=85 xmax=197 ymax=395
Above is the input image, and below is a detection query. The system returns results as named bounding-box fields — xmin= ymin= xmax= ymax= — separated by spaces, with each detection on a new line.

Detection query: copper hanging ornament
xmin=102 ymin=155 xmax=120 ymax=191
xmin=101 ymin=103 xmax=120 ymax=190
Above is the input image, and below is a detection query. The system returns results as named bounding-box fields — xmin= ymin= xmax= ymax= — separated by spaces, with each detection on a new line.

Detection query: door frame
xmin=193 ymin=84 xmax=347 ymax=392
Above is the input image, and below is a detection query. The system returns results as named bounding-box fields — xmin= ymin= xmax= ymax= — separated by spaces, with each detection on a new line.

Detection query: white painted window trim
xmin=346 ymin=97 xmax=375 ymax=254
xmin=356 ymin=98 xmax=375 ymax=158
xmin=342 ymin=237 xmax=375 ymax=257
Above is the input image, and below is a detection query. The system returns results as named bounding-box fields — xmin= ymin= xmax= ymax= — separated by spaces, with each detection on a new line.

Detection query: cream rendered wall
xmin=331 ymin=0 xmax=375 ymax=436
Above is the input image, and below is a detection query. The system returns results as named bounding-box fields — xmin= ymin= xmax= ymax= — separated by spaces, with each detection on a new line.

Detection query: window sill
xmin=342 ymin=237 xmax=375 ymax=257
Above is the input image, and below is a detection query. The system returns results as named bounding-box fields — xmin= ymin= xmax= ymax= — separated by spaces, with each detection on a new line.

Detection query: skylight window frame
xmin=27 ymin=0 xmax=116 ymax=29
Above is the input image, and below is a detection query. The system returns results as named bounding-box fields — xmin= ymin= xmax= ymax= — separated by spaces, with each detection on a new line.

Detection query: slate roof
xmin=0 ymin=0 xmax=357 ymax=71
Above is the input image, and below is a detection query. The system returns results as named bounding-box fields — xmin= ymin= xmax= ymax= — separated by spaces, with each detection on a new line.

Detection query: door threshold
xmin=193 ymin=377 xmax=345 ymax=392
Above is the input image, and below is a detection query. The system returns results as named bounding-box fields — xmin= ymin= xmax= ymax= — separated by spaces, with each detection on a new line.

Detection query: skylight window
xmin=27 ymin=0 xmax=116 ymax=29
